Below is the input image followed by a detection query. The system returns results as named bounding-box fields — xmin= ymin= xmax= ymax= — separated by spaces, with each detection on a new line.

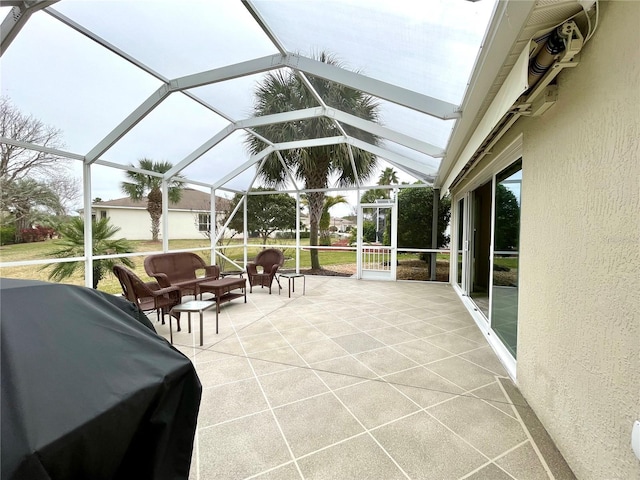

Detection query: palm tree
xmin=319 ymin=195 xmax=348 ymax=246
xmin=379 ymin=167 xmax=399 ymax=188
xmin=245 ymin=52 xmax=380 ymax=269
xmin=360 ymin=168 xmax=399 ymax=203
xmin=121 ymin=158 xmax=184 ymax=242
xmin=45 ymin=217 xmax=135 ymax=289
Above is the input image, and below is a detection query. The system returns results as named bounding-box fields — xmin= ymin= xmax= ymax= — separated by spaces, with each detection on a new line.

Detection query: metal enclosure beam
xmin=274 ymin=136 xmax=345 ymax=151
xmin=46 ymin=7 xmax=237 ymax=124
xmin=327 ymin=108 xmax=444 ymax=158
xmin=242 ymin=0 xmax=287 ymax=55
xmin=82 ymin=162 xmax=93 ymax=288
xmin=235 ymin=107 xmax=324 ymax=129
xmin=0 ymin=136 xmax=85 ymax=161
xmin=170 ymin=54 xmax=285 ymax=91
xmin=1 ymin=1 xmax=59 ymax=55
xmin=166 ymin=125 xmax=236 ymax=178
xmin=85 ymin=85 xmax=171 ymax=163
xmin=286 ymin=53 xmax=461 ymax=120
xmin=235 ymin=107 xmax=443 ymax=158
xmin=348 ymin=138 xmax=436 ymax=183
xmin=211 ymin=146 xmax=274 ymax=189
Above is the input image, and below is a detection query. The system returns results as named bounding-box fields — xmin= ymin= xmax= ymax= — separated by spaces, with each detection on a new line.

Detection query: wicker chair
xmin=113 ymin=265 xmax=183 ymax=330
xmin=246 ymin=248 xmax=284 ymax=294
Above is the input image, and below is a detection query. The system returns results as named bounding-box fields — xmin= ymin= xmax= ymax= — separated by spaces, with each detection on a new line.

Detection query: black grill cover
xmin=0 ymin=278 xmax=201 ymax=480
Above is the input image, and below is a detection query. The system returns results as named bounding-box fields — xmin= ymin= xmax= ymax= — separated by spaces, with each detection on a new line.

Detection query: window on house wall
xmin=198 ymin=213 xmax=210 ymax=232
xmin=100 ymin=211 xmax=107 ymax=220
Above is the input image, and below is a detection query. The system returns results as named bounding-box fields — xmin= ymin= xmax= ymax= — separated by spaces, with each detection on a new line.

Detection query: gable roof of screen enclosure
xmin=1 ymin=0 xmax=595 ymax=197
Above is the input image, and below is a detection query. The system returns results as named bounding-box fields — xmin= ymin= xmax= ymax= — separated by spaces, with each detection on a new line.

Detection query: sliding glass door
xmin=469 ymin=181 xmax=492 ymax=317
xmin=490 ymin=161 xmax=522 ymax=357
xmin=455 ymin=159 xmax=522 ymax=361
xmin=456 ymin=198 xmax=465 ymax=288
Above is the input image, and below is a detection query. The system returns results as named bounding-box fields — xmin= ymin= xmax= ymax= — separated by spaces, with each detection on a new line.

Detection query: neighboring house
xmin=331 ymin=217 xmax=355 ymax=233
xmin=299 ymin=215 xmax=354 ymax=234
xmin=437 ymin=2 xmax=639 ymax=479
xmin=91 ymin=188 xmax=231 ymax=240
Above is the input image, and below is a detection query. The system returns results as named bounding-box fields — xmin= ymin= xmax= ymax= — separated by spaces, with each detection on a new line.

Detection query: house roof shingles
xmin=94 ymin=188 xmax=231 ymax=211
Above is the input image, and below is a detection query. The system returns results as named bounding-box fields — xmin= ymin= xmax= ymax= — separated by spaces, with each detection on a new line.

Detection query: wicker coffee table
xmin=196 ymin=277 xmax=247 ymax=327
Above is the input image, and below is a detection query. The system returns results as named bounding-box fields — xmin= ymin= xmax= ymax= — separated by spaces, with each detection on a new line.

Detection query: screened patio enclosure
xmin=1 ymin=0 xmax=497 ymax=287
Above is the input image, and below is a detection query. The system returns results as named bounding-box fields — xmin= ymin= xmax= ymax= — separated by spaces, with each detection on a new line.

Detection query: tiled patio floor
xmin=154 ymin=277 xmax=556 ymax=480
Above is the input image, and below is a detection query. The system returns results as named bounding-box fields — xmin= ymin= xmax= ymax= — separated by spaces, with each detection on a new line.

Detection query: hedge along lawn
xmin=0 ymin=237 xmax=358 ymax=294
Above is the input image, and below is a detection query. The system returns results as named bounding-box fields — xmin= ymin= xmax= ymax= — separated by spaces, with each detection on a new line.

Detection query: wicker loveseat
xmin=144 ymin=252 xmax=219 ymax=299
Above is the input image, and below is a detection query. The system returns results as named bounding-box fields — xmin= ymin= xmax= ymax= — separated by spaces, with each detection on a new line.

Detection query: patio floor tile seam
xmin=192 ymin=340 xmax=521 ymax=412
xmin=263 ymin=384 xmax=338 ymax=411
xmin=179 ymin=279 xmax=537 ymax=478
xmin=395 ymin=325 xmax=448 ymax=339
xmin=421 ymin=362 xmax=504 ymax=400
xmin=299 ymin=392 xmax=414 ymax=480
xmin=465 ymin=381 xmax=522 ymax=419
xmin=496 ymin=380 xmax=564 ymax=480
xmin=275 ymin=323 xmax=334 ymax=341
xmin=386 ymin=340 xmax=458 ymax=363
xmin=421 ymin=409 xmax=494 ymax=463
xmin=242 ymin=460 xmax=300 ymax=480
xmin=274 ymin=331 xmax=414 ymax=480
xmin=450 ymin=352 xmax=510 ymax=378
xmin=290 ymin=430 xmax=370 ymax=462
xmin=486 ymin=438 xmax=531 ymax=464
xmin=446 ymin=328 xmax=487 ymax=344
xmin=396 ymin=372 xmax=504 ymax=414
xmin=227 ymin=321 xmax=305 ymax=479
xmin=198 ymin=365 xmax=301 ymax=391
xmin=174 ymin=331 xmax=519 ymax=411
xmin=458 ymin=459 xmax=519 ymax=480
xmin=196 ymin=406 xmax=273 ymax=432
xmin=191 ymin=349 xmax=523 ymax=414
xmin=290 ymin=423 xmax=415 ymax=480
xmin=456 ymin=348 xmax=510 ymax=377
xmin=417 ymin=351 xmax=505 ymax=385
xmin=412 ymin=387 xmax=539 ymax=472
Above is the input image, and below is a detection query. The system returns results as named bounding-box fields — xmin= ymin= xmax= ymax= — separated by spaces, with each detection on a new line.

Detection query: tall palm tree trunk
xmin=147 ymin=188 xmax=162 ymax=242
xmin=307 ymin=190 xmax=325 ymax=270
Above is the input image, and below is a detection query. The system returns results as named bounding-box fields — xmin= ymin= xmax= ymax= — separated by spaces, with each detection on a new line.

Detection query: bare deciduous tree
xmin=0 ymin=97 xmax=80 ymax=241
xmin=0 ymin=96 xmax=67 ymax=182
xmin=45 ymin=172 xmax=82 ymax=215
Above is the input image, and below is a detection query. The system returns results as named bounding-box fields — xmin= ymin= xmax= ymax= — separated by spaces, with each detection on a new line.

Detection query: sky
xmin=0 ymin=0 xmax=496 ymax=217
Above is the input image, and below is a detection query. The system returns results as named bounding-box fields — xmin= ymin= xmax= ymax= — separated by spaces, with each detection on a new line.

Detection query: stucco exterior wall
xmin=517 ymin=3 xmax=639 ymax=478
xmin=97 ymin=208 xmax=208 ymax=240
xmin=453 ymin=2 xmax=640 ymax=478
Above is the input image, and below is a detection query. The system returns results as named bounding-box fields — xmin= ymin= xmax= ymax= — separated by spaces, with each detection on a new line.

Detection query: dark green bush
xmin=276 ymin=231 xmax=310 ymax=239
xmin=0 ymin=226 xmax=16 ymax=245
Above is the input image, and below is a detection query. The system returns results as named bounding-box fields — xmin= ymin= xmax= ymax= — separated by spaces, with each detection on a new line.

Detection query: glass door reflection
xmin=491 ymin=160 xmax=522 ymax=358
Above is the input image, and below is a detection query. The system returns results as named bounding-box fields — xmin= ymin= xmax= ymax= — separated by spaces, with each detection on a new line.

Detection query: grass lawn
xmin=1 ymin=238 xmax=451 ymax=294
xmin=0 ymin=238 xmax=359 ymax=294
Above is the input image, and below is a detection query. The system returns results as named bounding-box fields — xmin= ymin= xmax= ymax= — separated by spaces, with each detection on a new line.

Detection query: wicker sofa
xmin=144 ymin=252 xmax=219 ymax=299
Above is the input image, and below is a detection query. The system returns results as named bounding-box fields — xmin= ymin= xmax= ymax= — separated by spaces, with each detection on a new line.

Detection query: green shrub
xmin=349 ymin=221 xmax=377 ymax=244
xmin=0 ymin=226 xmax=16 ymax=245
xmin=276 ymin=231 xmax=310 ymax=239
